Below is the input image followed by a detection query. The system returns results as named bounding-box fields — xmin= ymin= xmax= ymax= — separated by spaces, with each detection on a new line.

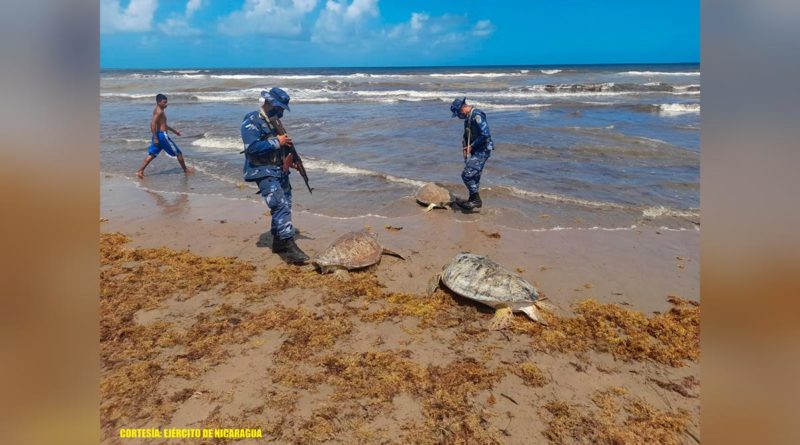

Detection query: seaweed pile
xmin=101 ymin=233 xmax=699 ymax=444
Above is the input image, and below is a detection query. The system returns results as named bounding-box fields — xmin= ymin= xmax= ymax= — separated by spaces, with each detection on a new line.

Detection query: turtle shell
xmin=415 ymin=183 xmax=451 ymax=207
xmin=313 ymin=231 xmax=384 ymax=271
xmin=440 ymin=253 xmax=539 ymax=308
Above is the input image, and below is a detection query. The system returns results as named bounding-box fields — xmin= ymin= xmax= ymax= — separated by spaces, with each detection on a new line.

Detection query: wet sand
xmin=101 ymin=175 xmax=697 ymax=310
xmin=101 ymin=174 xmax=700 ymax=444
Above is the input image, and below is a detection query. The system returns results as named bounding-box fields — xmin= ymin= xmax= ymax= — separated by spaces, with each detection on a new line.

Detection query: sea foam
xmin=657 ymin=103 xmax=701 ymax=115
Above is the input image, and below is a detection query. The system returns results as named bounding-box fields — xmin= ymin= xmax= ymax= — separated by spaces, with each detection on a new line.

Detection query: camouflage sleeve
xmin=241 ymin=113 xmax=279 ymax=154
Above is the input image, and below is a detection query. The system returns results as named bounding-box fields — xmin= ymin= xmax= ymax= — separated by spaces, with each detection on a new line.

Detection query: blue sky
xmin=101 ymin=0 xmax=699 ymax=68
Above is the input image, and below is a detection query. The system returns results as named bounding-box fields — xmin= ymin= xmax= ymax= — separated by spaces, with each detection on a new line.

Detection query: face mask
xmin=267 ymin=107 xmax=284 ymax=118
xmin=457 ymin=110 xmax=467 ymax=119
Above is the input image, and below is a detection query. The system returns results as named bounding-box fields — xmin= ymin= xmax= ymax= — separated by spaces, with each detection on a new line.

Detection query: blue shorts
xmin=147 ymin=131 xmax=182 ymax=158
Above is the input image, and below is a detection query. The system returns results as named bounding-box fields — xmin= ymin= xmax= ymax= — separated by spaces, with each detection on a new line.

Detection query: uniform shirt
xmin=240 ymin=110 xmax=282 ymax=181
xmin=462 ymin=108 xmax=494 ymax=152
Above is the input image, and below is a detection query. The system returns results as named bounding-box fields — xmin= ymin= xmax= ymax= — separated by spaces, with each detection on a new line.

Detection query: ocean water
xmin=100 ymin=64 xmax=700 ymax=230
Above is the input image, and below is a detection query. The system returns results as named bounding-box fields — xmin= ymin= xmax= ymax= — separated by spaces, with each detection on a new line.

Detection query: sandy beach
xmin=101 ymin=174 xmax=699 ymax=444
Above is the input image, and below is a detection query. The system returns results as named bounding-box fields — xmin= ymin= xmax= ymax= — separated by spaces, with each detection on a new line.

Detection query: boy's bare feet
xmin=135 ymin=170 xmax=144 ymax=178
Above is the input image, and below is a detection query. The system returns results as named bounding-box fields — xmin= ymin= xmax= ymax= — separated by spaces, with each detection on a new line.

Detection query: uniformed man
xmin=240 ymin=88 xmax=308 ymax=263
xmin=450 ymin=97 xmax=493 ymax=211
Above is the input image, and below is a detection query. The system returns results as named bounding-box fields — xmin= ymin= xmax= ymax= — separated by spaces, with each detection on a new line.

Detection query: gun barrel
xmin=270 ymin=116 xmax=313 ymax=194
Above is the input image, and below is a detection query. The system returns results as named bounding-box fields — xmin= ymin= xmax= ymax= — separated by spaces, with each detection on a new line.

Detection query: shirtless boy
xmin=136 ymin=93 xmax=193 ymax=178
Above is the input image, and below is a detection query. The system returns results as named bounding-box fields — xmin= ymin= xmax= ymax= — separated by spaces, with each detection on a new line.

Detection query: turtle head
xmin=426 ymin=274 xmax=442 ymax=296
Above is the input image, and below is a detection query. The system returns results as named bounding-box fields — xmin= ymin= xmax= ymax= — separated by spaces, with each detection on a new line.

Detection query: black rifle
xmin=268 ymin=116 xmax=313 ymax=194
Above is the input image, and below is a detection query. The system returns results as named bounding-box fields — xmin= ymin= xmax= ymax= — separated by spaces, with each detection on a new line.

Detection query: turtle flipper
xmin=519 ymin=304 xmax=549 ymax=326
xmin=333 ymin=268 xmax=351 ymax=282
xmin=426 ymin=274 xmax=441 ymax=296
xmin=424 ymin=203 xmax=436 ymax=212
xmin=489 ymin=307 xmax=514 ymax=330
xmin=381 ymin=248 xmax=405 ymax=260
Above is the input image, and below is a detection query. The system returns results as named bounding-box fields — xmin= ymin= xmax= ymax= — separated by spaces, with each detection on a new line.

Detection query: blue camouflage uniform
xmin=461 ymin=108 xmax=493 ymax=195
xmin=240 ymin=110 xmax=294 ymax=241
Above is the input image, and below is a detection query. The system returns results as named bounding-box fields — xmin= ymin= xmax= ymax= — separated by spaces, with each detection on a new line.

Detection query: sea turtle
xmin=313 ymin=230 xmax=405 ymax=280
xmin=415 ymin=183 xmax=452 ymax=212
xmin=427 ymin=253 xmax=554 ymax=329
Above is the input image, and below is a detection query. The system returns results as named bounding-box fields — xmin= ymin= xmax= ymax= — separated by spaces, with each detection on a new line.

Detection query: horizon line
xmin=100 ymin=61 xmax=700 ymax=71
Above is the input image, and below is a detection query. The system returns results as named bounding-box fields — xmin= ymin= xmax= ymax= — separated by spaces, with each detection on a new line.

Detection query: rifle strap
xmin=466 ymin=107 xmax=475 ymax=149
xmin=259 ymin=110 xmax=271 ymax=130
xmin=260 ymin=110 xmax=286 ymax=168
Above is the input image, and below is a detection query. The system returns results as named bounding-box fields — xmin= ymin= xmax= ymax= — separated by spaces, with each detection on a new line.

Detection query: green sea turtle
xmin=428 ymin=253 xmax=554 ymax=329
xmin=415 ymin=183 xmax=452 ymax=212
xmin=313 ymin=231 xmax=405 ymax=280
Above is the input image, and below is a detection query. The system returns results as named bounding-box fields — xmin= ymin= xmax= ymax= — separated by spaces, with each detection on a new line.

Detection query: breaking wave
xmin=498 ymin=186 xmax=628 ymax=209
xmin=468 ymin=101 xmax=550 ymax=111
xmin=620 ymin=71 xmax=700 ymax=76
xmin=303 ymin=159 xmax=426 ymax=188
xmin=657 ymin=103 xmax=701 ymax=115
xmin=101 ymin=80 xmax=701 ymax=105
xmin=428 ymin=72 xmax=523 ymax=78
xmin=191 ymin=136 xmax=243 ymax=151
xmin=642 ymin=206 xmax=700 ymax=220
xmin=159 ymin=70 xmax=206 ymax=74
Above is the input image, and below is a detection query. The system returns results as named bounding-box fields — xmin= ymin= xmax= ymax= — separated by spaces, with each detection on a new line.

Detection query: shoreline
xmin=101 ymin=174 xmax=698 ymax=312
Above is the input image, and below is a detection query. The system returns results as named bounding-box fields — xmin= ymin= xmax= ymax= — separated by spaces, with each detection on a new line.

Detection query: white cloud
xmin=311 ymin=0 xmax=379 ymax=43
xmin=218 ymin=0 xmax=320 ymax=37
xmin=101 ymin=0 xmax=159 ymax=33
xmin=185 ymin=0 xmax=202 ymax=18
xmin=157 ymin=0 xmax=205 ymax=37
xmin=159 ymin=17 xmax=202 ymax=37
xmin=471 ymin=20 xmax=495 ymax=37
xmin=410 ymin=12 xmax=427 ymax=32
xmin=343 ymin=0 xmax=378 ymax=20
xmin=386 ymin=13 xmax=492 ymax=49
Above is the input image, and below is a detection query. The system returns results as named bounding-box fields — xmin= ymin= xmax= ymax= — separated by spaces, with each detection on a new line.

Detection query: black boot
xmin=273 ymin=237 xmax=309 ymax=264
xmin=460 ymin=192 xmax=482 ymax=211
xmin=272 ymin=236 xmax=289 ymax=253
